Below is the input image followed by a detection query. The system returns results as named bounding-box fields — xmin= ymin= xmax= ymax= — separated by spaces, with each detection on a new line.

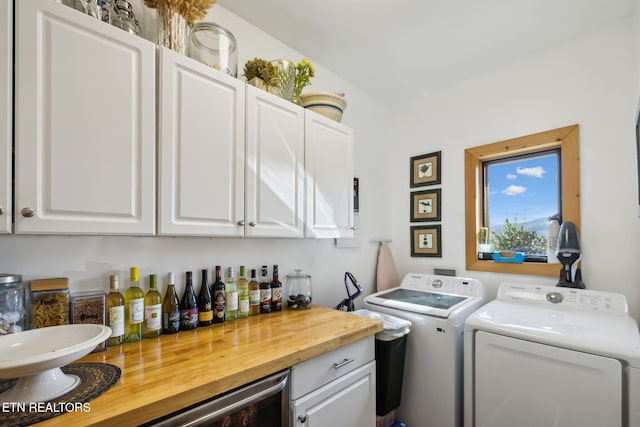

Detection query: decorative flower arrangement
xmin=143 ymin=0 xmax=217 ymax=54
xmin=293 ymin=58 xmax=315 ymax=100
xmin=143 ymin=0 xmax=217 ymax=27
xmin=243 ymin=57 xmax=315 ymax=103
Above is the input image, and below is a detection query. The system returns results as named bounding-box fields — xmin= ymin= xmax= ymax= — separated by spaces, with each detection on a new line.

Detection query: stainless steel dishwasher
xmin=143 ymin=369 xmax=289 ymax=427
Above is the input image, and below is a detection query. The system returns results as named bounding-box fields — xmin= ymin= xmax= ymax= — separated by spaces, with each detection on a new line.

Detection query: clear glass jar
xmin=285 ymin=269 xmax=312 ymax=310
xmin=107 ymin=0 xmax=142 ymax=36
xmin=271 ymin=59 xmax=297 ymax=102
xmin=188 ymin=22 xmax=238 ymax=77
xmin=0 ymin=274 xmax=25 ymax=335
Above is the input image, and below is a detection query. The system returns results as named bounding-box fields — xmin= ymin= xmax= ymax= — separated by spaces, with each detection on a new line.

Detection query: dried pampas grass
xmin=144 ymin=0 xmax=217 ymax=26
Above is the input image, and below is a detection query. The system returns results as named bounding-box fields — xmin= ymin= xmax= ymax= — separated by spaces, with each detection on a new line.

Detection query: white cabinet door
xmin=291 ymin=361 xmax=376 ymax=427
xmin=0 ymin=0 xmax=11 ymax=234
xmin=304 ymin=112 xmax=354 ymax=238
xmin=14 ymin=0 xmax=155 ymax=235
xmin=246 ymin=85 xmax=304 ymax=238
xmin=158 ymin=47 xmax=245 ymax=236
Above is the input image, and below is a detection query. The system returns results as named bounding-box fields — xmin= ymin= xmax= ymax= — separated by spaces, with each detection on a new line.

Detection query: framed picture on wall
xmin=410 ymin=188 xmax=441 ymax=222
xmin=410 ymin=151 xmax=441 ymax=187
xmin=410 ymin=225 xmax=442 ymax=257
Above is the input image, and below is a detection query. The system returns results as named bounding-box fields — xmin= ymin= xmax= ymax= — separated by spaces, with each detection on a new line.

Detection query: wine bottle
xmin=106 ymin=274 xmax=124 ymax=347
xmin=237 ymin=266 xmax=249 ymax=319
xmin=259 ymin=265 xmax=272 ymax=314
xmin=198 ymin=269 xmax=213 ymax=327
xmin=124 ymin=267 xmax=144 ymax=342
xmin=270 ymin=264 xmax=282 ymax=312
xmin=162 ymin=272 xmax=180 ymax=334
xmin=225 ymin=267 xmax=238 ymax=321
xmin=180 ymin=271 xmax=198 ymax=331
xmin=212 ymin=265 xmax=226 ymax=323
xmin=248 ymin=269 xmax=260 ymax=316
xmin=143 ymin=274 xmax=162 ymax=338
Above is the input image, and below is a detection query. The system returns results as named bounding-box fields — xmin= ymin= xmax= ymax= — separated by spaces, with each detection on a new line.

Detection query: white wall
xmin=0 ymin=4 xmax=394 ymax=308
xmin=392 ymin=16 xmax=640 ymax=319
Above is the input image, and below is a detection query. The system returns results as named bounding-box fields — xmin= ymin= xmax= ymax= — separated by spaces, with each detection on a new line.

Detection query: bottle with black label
xmin=198 ymin=269 xmax=213 ymax=327
xmin=162 ymin=272 xmax=180 ymax=334
xmin=180 ymin=271 xmax=198 ymax=331
xmin=270 ymin=264 xmax=282 ymax=312
xmin=212 ymin=265 xmax=225 ymax=323
xmin=259 ymin=265 xmax=272 ymax=314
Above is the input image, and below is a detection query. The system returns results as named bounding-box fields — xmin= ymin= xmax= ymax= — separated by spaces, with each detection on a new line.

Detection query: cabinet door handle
xmin=20 ymin=207 xmax=35 ymax=217
xmin=248 ymin=220 xmax=257 ymax=227
xmin=333 ymin=358 xmax=355 ymax=370
xmin=237 ymin=220 xmax=245 ymax=226
xmin=298 ymin=415 xmax=307 ymax=423
xmin=0 ymin=206 xmax=4 ymax=215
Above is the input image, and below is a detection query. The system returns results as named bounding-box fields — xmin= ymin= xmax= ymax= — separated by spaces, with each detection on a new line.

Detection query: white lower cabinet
xmin=290 ymin=337 xmax=376 ymax=426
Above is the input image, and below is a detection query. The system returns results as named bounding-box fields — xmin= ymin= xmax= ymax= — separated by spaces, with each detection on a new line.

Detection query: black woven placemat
xmin=0 ymin=362 xmax=121 ymax=427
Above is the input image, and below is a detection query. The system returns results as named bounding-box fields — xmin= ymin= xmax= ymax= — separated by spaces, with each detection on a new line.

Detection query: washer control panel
xmin=498 ymin=282 xmax=628 ymax=314
xmin=402 ymin=274 xmax=486 ymax=298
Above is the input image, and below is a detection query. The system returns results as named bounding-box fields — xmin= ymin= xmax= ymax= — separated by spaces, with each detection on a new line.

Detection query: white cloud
xmin=502 ymin=185 xmax=527 ymax=196
xmin=506 ymin=173 xmax=517 ymax=180
xmin=516 ymin=166 xmax=545 ymax=178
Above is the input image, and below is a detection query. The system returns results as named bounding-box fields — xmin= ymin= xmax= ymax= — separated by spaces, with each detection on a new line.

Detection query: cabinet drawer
xmin=291 ymin=336 xmax=374 ymax=399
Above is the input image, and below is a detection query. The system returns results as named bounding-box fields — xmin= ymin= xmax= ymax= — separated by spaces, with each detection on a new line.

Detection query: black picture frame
xmin=410 ymin=225 xmax=442 ymax=257
xmin=410 ymin=151 xmax=441 ymax=187
xmin=410 ymin=188 xmax=441 ymax=222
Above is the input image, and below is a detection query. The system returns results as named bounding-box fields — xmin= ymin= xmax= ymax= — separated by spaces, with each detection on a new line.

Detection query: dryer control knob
xmin=432 ymin=279 xmax=443 ymax=288
xmin=546 ymin=292 xmax=564 ymax=304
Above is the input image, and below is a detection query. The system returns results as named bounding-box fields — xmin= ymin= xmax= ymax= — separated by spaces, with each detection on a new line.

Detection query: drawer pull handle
xmin=333 ymin=358 xmax=354 ymax=369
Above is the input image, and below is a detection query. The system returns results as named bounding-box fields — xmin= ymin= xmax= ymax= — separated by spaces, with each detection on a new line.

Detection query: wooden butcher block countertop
xmin=35 ymin=306 xmax=382 ymax=426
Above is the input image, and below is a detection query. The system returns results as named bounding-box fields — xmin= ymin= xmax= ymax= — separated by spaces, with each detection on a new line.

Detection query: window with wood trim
xmin=464 ymin=125 xmax=580 ymax=277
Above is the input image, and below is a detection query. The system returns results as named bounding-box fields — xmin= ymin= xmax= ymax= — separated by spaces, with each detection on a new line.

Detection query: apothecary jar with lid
xmin=0 ymin=274 xmax=25 ymax=335
xmin=285 ymin=269 xmax=312 ymax=310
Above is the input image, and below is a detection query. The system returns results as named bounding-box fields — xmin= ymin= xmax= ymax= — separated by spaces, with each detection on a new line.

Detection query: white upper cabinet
xmin=0 ymin=0 xmax=11 ymax=234
xmin=157 ymin=47 xmax=245 ymax=236
xmin=304 ymin=111 xmax=354 ymax=238
xmin=245 ymin=85 xmax=305 ymax=238
xmin=14 ymin=0 xmax=156 ymax=235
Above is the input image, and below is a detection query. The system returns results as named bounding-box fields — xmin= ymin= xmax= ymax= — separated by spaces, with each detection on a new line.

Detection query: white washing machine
xmin=464 ymin=282 xmax=640 ymax=427
xmin=364 ymin=273 xmax=487 ymax=427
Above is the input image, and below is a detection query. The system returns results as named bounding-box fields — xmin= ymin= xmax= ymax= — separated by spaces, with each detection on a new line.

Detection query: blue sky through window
xmin=485 ymin=151 xmax=559 ymax=235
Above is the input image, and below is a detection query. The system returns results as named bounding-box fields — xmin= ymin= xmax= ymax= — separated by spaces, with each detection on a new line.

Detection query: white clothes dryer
xmin=464 ymin=282 xmax=640 ymax=427
xmin=364 ymin=273 xmax=487 ymax=427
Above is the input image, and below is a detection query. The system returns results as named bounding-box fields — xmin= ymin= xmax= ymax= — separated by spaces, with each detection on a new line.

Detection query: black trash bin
xmin=353 ymin=309 xmax=411 ymax=416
